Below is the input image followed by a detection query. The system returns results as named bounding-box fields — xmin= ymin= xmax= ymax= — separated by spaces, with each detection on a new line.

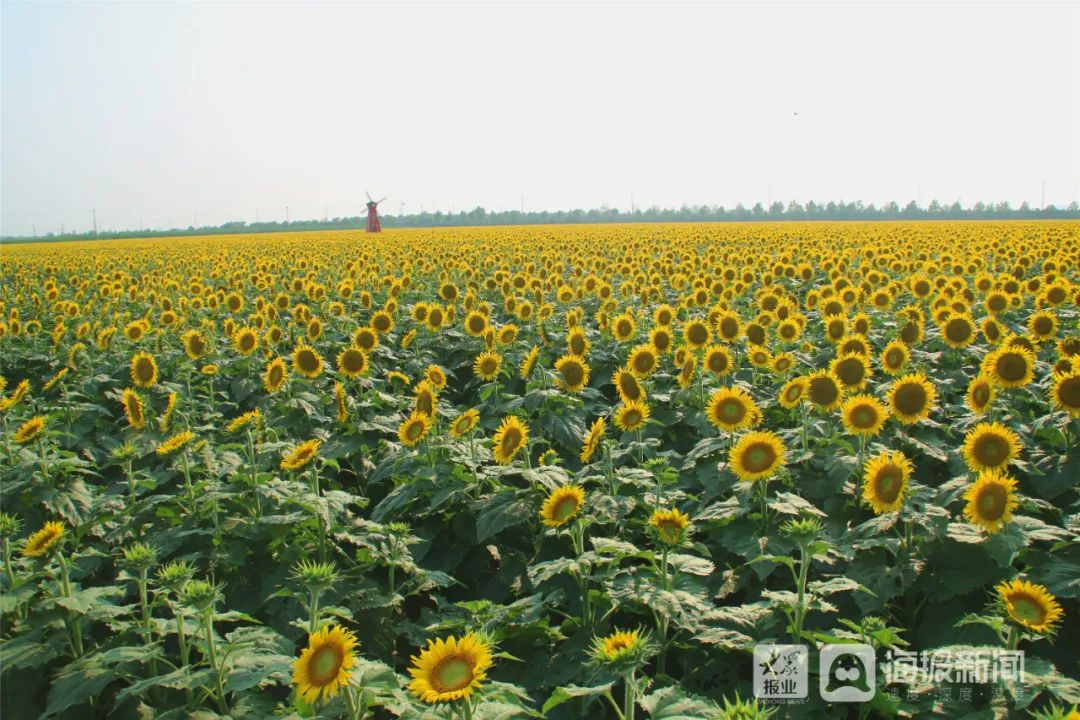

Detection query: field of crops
xmin=1 ymin=221 xmax=1078 ymax=719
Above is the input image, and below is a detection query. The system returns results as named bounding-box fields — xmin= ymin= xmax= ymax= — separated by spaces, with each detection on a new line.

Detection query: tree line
xmin=4 ymin=199 xmax=1078 ymax=243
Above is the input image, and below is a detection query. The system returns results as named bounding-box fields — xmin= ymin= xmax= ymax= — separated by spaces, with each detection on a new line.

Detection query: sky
xmin=1 ymin=1 xmax=1078 ymax=236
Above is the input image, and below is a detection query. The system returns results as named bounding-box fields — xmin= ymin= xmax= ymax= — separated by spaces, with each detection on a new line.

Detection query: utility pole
xmin=917 ymin=184 xmax=922 ymax=208
xmin=1041 ymin=180 xmax=1046 ymax=210
xmin=399 ymin=202 xmax=404 ymax=217
xmin=32 ymin=225 xmax=36 ymax=237
xmin=324 ymin=206 xmax=328 ymax=222
xmin=285 ymin=206 xmax=290 ymax=223
xmin=194 ymin=214 xmax=198 ymax=227
xmin=630 ymin=191 xmax=635 ymax=214
xmin=520 ymin=195 xmax=524 ymax=213
xmin=61 ymin=223 xmax=65 ymax=235
xmin=93 ymin=209 xmax=98 ymax=236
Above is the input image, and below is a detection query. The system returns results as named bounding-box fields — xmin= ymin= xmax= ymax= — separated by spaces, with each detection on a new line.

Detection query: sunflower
xmin=13 ymin=415 xmax=46 ymax=445
xmin=492 ymin=415 xmax=529 ymax=465
xmin=995 ymin=579 xmax=1064 ymax=634
xmin=399 ymin=410 xmax=434 ymax=447
xmin=497 ymin=324 xmax=518 ymax=345
xmin=414 ymin=381 xmax=438 ymax=416
xmin=806 ymin=370 xmax=844 ymax=412
xmin=887 ymin=372 xmax=936 ymax=424
xmin=650 ymin=326 xmax=674 ymax=354
xmin=264 ymin=357 xmax=287 ymax=393
xmin=706 ymin=386 xmax=761 ymax=432
xmin=880 ymin=339 xmax=910 ymax=376
xmin=121 ymin=388 xmax=146 ymax=429
xmin=336 ymin=347 xmax=369 ymax=379
xmin=676 ymin=354 xmax=696 ymax=390
xmin=1050 ymin=370 xmax=1080 ymax=418
xmin=233 ymin=327 xmax=259 ymax=356
xmin=292 ymin=624 xmax=358 ymax=704
xmin=703 ymin=344 xmax=734 ymax=377
xmin=862 ymin=450 xmax=912 ymax=514
xmin=23 ymin=520 xmax=64 ymax=558
xmin=683 ymin=319 xmax=711 ymax=348
xmin=181 ymin=329 xmax=208 ymax=360
xmin=519 ymin=345 xmax=539 ymax=380
xmin=158 ymin=392 xmax=177 ymax=432
xmin=292 ymin=344 xmax=324 ymax=379
xmin=1028 ymin=310 xmax=1058 ymax=341
xmin=567 ymin=328 xmax=591 ymax=357
xmin=334 ymin=382 xmax=348 ymax=424
xmin=962 ymin=422 xmax=1021 ymax=472
xmin=408 ymin=633 xmax=493 ymax=704
xmin=474 ymin=350 xmax=502 ymax=381
xmin=941 ymin=313 xmax=976 ymax=349
xmin=828 ymin=352 xmax=870 ymax=391
xmin=580 ymin=416 xmax=606 ymax=463
xmin=649 ymin=508 xmax=690 ymax=545
xmin=281 ymin=439 xmax=321 ymax=471
xmin=540 ymin=485 xmax=586 ymax=527
xmin=614 ymin=399 xmax=650 ymax=432
xmin=555 ymin=354 xmax=590 ymax=393
xmin=627 ymin=344 xmax=659 ymax=379
xmin=130 ymin=351 xmax=158 ymax=388
xmin=401 ymin=329 xmax=417 ymax=349
xmin=983 ymin=345 xmax=1035 ymax=388
xmin=450 ymin=409 xmax=479 ymax=438
xmin=747 ymin=345 xmax=772 ymax=368
xmin=425 ymin=365 xmax=447 ymax=390
xmin=156 ymin=430 xmax=195 ymax=456
xmin=592 ymin=628 xmax=645 ymax=663
xmin=425 ymin=305 xmax=447 ymax=332
xmin=770 ymin=352 xmax=796 ymax=375
xmin=613 ymin=368 xmax=645 ymax=403
xmin=778 ymin=376 xmax=808 ymax=409
xmin=964 ymin=468 xmax=1018 ymax=534
xmin=226 ymin=409 xmax=261 ymax=433
xmin=371 ymin=310 xmax=394 ymax=334
xmin=612 ymin=313 xmax=636 ymax=342
xmin=840 ymin=394 xmax=888 ymax=437
xmin=966 ymin=374 xmax=997 ymax=415
xmin=729 ymin=431 xmax=785 ymax=483
xmin=464 ymin=310 xmax=488 ymax=337
xmin=353 ymin=326 xmax=379 ymax=352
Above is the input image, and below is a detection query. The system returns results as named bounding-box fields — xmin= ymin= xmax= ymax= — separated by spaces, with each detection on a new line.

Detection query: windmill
xmin=365 ymin=192 xmax=386 ymax=233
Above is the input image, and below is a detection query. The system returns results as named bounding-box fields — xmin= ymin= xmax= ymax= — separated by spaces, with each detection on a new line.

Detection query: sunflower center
xmin=616 ymin=320 xmax=632 ymax=337
xmin=406 ymin=421 xmax=424 ymax=440
xmin=974 ymin=435 xmax=1006 ymax=466
xmin=744 ymin=443 xmax=776 ymax=473
xmin=308 ymin=645 xmax=344 ymax=686
xmin=620 ymin=377 xmax=641 ymax=400
xmin=852 ymin=406 xmax=876 ymax=428
xmin=900 ymin=322 xmax=919 ymax=343
xmin=836 ymin=359 xmax=864 ymax=386
xmin=988 ymin=295 xmax=1006 ymax=312
xmin=996 ymin=353 xmax=1027 ymax=382
xmin=688 ymin=324 xmax=707 ymax=344
xmin=342 ymin=351 xmax=365 ymax=373
xmin=894 ymin=383 xmax=927 ymax=416
xmin=1008 ymin=593 xmax=1048 ymax=625
xmin=553 ymin=497 xmax=580 ymax=522
xmin=299 ymin=351 xmax=319 ymax=372
xmin=784 ymin=385 xmax=803 ymax=402
xmin=562 ymin=362 xmax=584 ymax=386
xmin=501 ymin=428 xmax=522 ymax=454
xmin=624 ymin=409 xmax=642 ymax=427
xmin=720 ymin=400 xmax=745 ymax=421
xmin=972 ymin=384 xmax=990 ymax=406
xmin=240 ymin=334 xmax=255 ymax=351
xmin=135 ymin=360 xmax=154 ymax=382
xmin=809 ymin=377 xmax=839 ymax=407
xmin=885 ymin=348 xmax=905 ymax=368
xmin=633 ymin=354 xmax=653 ymax=373
xmin=874 ymin=466 xmax=902 ymax=502
xmin=709 ymin=354 xmax=729 ymax=373
xmin=657 ymin=520 xmax=681 ymax=542
xmin=1033 ymin=317 xmax=1052 ymax=335
xmin=434 ymin=657 xmax=473 ymax=693
xmin=978 ymin=485 xmax=1006 ymax=520
xmin=1058 ymin=377 xmax=1080 ymax=409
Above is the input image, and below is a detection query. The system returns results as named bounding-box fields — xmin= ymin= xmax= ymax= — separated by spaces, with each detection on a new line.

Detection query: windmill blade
xmin=366 ymin=192 xmax=374 ymax=202
xmin=378 ymin=197 xmax=387 ymax=204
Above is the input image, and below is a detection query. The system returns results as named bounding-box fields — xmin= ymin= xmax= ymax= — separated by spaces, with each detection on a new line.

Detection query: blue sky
xmin=2 ymin=1 xmax=1078 ymax=236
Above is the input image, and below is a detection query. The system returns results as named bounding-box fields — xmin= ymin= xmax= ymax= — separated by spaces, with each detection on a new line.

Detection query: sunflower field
xmin=1 ymin=221 xmax=1079 ymax=719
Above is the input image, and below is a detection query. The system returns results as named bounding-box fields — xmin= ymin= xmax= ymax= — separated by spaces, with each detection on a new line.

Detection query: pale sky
xmin=2 ymin=1 xmax=1078 ymax=236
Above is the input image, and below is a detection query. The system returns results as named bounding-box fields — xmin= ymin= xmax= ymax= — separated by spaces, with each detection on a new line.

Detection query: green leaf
xmin=542 ymin=682 xmax=614 ymax=714
xmin=639 ymin=685 xmax=720 ymax=719
xmin=475 ymin=489 xmax=536 ymax=542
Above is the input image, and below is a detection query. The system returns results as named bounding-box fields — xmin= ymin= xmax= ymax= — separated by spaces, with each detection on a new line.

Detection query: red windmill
xmin=365 ymin=192 xmax=386 ymax=233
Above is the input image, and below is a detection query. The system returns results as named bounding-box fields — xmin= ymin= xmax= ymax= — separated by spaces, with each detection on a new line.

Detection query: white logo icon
xmin=753 ymin=644 xmax=808 ymax=702
xmin=820 ymin=644 xmax=876 ymax=702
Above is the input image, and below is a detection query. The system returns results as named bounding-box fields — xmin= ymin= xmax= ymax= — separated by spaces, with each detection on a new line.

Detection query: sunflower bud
xmin=121 ymin=542 xmax=158 ymax=571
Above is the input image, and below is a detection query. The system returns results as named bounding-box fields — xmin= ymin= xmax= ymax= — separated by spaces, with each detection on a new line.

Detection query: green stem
xmin=603 ymin=690 xmax=627 ymax=720
xmin=37 ymin=435 xmax=50 ymax=483
xmin=57 ymin=553 xmax=85 ymax=657
xmin=138 ymin=570 xmax=160 ymax=682
xmin=758 ymin=479 xmax=769 ymax=534
xmin=247 ymin=428 xmax=261 ymax=517
xmin=344 ymin=685 xmax=360 ymax=720
xmin=202 ymin=614 xmax=228 ymax=713
xmin=2 ymin=536 xmax=16 ymax=590
xmin=793 ymin=543 xmax=810 ymax=643
xmin=309 ymin=588 xmax=322 ymax=634
xmin=1005 ymin=625 xmax=1019 ymax=651
xmin=623 ymin=670 xmax=636 ymax=720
